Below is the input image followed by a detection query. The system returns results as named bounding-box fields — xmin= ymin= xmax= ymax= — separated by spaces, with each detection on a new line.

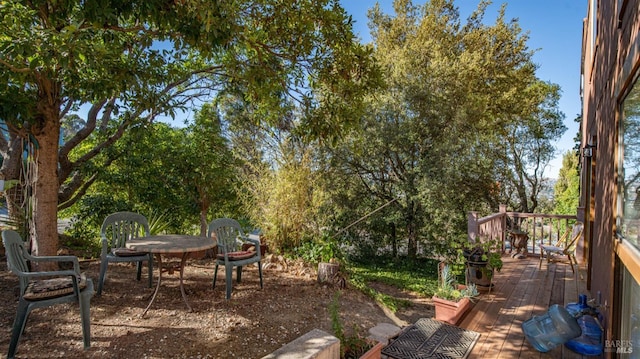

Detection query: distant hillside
xmin=540 ymin=178 xmax=557 ymax=199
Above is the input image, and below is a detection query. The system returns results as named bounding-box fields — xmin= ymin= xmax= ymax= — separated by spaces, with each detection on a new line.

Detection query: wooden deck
xmin=460 ymin=254 xmax=590 ymax=358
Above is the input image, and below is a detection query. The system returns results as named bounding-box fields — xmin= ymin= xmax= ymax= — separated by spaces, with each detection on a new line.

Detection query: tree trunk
xmin=403 ymin=198 xmax=419 ymax=259
xmin=199 ymin=197 xmax=213 ymax=258
xmin=391 ymin=222 xmax=397 ymax=257
xmin=407 ymin=221 xmax=417 ymax=258
xmin=31 ymin=112 xmax=61 ymax=269
xmin=199 ymin=202 xmax=209 ymax=237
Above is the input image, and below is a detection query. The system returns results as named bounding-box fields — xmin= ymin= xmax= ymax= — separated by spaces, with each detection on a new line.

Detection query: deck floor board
xmin=459 ymin=255 xmax=590 ymax=359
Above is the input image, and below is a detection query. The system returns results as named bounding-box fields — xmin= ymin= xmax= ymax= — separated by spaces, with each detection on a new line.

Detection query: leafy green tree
xmin=63 ymin=111 xmax=238 ymax=238
xmin=61 ymin=123 xmax=190 ymax=239
xmin=554 ymin=151 xmax=580 ymax=214
xmin=324 ymin=0 xmax=566 ymax=258
xmin=180 ymin=104 xmax=237 ymax=235
xmin=0 ymin=0 xmax=379 ymax=258
xmin=500 ymin=81 xmax=566 ymax=213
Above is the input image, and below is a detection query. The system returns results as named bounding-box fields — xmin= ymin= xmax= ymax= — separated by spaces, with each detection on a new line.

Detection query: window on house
xmin=620 ymin=265 xmax=640 ymax=356
xmin=619 ymin=73 xmax=640 ymax=248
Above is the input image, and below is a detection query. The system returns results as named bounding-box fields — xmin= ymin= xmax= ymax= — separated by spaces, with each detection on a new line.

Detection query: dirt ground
xmin=0 ymin=254 xmax=435 ymax=359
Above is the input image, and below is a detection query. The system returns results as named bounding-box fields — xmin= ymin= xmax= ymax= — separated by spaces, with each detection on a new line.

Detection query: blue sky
xmin=339 ymin=0 xmax=586 ymax=179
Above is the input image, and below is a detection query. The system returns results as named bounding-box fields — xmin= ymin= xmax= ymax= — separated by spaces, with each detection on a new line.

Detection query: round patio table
xmin=126 ymin=235 xmax=215 ymax=316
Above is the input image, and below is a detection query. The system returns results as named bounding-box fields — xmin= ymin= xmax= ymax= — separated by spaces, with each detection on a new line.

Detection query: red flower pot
xmin=432 ymin=296 xmax=472 ymax=325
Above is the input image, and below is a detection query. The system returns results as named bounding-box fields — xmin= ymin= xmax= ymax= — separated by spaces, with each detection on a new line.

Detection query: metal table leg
xmin=178 ymin=252 xmax=192 ymax=312
xmin=141 ymin=252 xmax=193 ymax=316
xmin=142 ymin=253 xmax=163 ymax=317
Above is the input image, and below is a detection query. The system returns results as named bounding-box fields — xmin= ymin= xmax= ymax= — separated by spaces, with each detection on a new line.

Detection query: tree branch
xmin=0 ymin=58 xmax=31 ymax=73
xmin=58 ymin=173 xmax=98 ymax=211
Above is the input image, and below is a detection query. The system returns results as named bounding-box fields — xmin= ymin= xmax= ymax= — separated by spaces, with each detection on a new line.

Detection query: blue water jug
xmin=522 ymin=304 xmax=582 ymax=352
xmin=566 ymin=294 xmax=589 ymax=317
xmin=564 ymin=314 xmax=603 ymax=356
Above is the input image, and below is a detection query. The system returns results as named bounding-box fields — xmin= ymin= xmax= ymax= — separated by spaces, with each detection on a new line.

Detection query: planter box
xmin=359 ymin=341 xmax=385 ymax=359
xmin=432 ymin=296 xmax=472 ymax=325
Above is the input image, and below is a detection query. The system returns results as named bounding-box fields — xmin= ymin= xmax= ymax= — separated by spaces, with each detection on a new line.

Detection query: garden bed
xmin=0 ymin=255 xmax=431 ymax=358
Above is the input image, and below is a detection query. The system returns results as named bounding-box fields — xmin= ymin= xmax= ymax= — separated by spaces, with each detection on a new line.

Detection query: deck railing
xmin=468 ymin=204 xmax=578 ymax=255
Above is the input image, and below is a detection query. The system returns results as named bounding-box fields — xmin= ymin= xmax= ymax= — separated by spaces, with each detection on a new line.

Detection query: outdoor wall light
xmin=582 ymin=143 xmax=597 ymax=158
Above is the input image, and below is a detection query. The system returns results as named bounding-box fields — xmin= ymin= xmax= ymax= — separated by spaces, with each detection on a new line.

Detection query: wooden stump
xmin=317 ymin=262 xmax=340 ymax=284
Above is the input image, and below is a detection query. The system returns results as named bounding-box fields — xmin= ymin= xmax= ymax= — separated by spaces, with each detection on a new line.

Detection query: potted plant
xmin=463 ymin=239 xmax=503 ymax=289
xmin=433 ymin=264 xmax=478 ymax=325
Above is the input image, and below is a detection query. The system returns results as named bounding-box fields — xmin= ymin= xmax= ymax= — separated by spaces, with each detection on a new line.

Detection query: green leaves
xmin=554 ymin=151 xmax=580 ymax=214
xmin=1 ymin=0 xmax=377 ymax=237
xmin=319 ymin=0 xmax=566 ymax=259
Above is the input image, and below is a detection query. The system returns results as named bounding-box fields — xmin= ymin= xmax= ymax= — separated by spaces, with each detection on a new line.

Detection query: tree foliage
xmin=62 ymin=111 xmax=238 ymax=247
xmin=500 ymin=81 xmax=566 ymax=213
xmin=221 ymin=96 xmax=327 ymax=253
xmin=181 ymin=104 xmax=237 ymax=235
xmin=1 ymin=0 xmax=569 ymax=262
xmin=244 ymin=146 xmax=323 ymax=252
xmin=0 ymin=0 xmax=379 ymax=257
xmin=322 ymin=0 xmax=566 ymax=258
xmin=554 ymin=151 xmax=580 ymax=214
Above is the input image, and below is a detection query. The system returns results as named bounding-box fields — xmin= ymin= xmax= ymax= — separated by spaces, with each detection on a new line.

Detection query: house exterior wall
xmin=581 ymin=0 xmax=640 ymax=348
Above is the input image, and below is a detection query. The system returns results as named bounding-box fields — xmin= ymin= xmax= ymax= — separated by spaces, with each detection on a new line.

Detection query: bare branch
xmin=100 ymin=98 xmax=117 ymax=130
xmin=60 ymin=99 xmax=73 ymax=118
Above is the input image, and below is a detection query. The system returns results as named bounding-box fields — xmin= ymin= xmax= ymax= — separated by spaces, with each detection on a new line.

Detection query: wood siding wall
xmin=581 ymin=0 xmax=640 ymax=345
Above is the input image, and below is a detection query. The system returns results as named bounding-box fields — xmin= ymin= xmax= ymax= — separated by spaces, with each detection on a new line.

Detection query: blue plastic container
xmin=564 ymin=314 xmax=603 ymax=356
xmin=566 ymin=294 xmax=589 ymax=317
xmin=522 ymin=304 xmax=582 ymax=352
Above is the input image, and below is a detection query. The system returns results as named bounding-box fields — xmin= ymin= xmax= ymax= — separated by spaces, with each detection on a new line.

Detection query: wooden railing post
xmin=468 ymin=211 xmax=479 ymax=243
xmin=576 ymin=206 xmax=587 ymax=264
xmin=470 ymin=209 xmax=577 ymax=258
xmin=500 ymin=204 xmax=507 ymax=252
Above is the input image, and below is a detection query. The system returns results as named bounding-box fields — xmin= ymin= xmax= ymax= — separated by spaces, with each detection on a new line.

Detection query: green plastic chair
xmin=97 ymin=212 xmax=153 ymax=295
xmin=2 ymin=230 xmax=94 ymax=359
xmin=208 ymin=218 xmax=263 ymax=300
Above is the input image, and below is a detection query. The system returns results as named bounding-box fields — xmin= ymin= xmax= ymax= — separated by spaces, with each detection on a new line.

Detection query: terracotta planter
xmin=432 ymin=296 xmax=472 ymax=325
xmin=359 ymin=341 xmax=385 ymax=359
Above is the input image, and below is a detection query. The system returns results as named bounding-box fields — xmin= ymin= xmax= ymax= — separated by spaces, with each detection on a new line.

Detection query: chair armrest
xmin=244 ymin=236 xmax=261 ymax=247
xmin=243 ymin=235 xmax=261 ymax=260
xmin=21 ymin=269 xmax=81 ymax=280
xmin=24 ymin=254 xmax=81 ymax=275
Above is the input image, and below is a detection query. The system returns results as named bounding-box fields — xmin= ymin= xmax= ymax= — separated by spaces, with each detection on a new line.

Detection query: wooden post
xmin=500 ymin=204 xmax=507 ymax=252
xmin=575 ymin=206 xmax=586 ymax=264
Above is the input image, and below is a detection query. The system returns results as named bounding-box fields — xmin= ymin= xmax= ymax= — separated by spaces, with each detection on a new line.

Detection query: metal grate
xmin=382 ymin=318 xmax=480 ymax=359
